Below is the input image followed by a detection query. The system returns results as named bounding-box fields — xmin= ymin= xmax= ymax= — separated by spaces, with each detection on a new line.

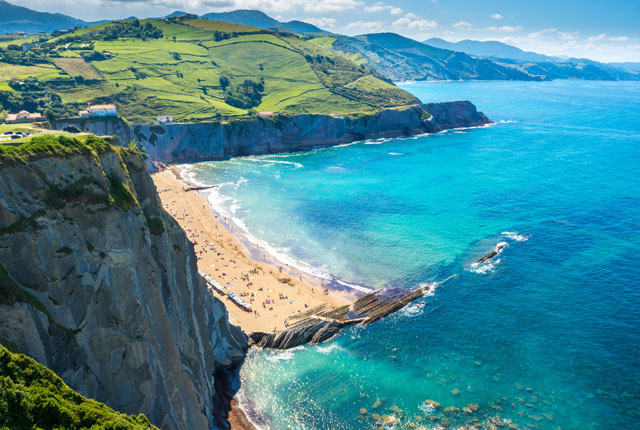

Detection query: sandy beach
xmin=152 ymin=168 xmax=353 ymax=333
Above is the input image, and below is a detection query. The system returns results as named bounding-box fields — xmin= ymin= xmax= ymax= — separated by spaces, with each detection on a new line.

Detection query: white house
xmin=157 ymin=115 xmax=173 ymax=124
xmin=79 ymin=104 xmax=117 ymax=118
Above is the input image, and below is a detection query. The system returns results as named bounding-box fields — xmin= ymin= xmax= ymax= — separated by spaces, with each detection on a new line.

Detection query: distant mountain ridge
xmin=424 ymin=37 xmax=558 ymax=63
xmin=0 ymin=0 xmax=103 ymax=33
xmin=200 ymin=9 xmax=325 ymax=33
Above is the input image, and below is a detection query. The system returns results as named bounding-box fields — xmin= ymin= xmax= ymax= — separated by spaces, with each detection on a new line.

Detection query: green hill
xmin=0 ymin=17 xmax=417 ymax=123
xmin=0 ymin=344 xmax=157 ymax=430
xmin=318 ymin=32 xmax=539 ymax=82
xmin=306 ymin=32 xmax=640 ymax=82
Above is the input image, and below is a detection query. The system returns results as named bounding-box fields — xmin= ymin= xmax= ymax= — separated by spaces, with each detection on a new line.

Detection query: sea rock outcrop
xmin=0 ymin=142 xmax=247 ymax=430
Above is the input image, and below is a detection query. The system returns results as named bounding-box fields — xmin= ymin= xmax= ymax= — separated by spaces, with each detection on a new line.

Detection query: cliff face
xmin=133 ymin=101 xmax=489 ymax=165
xmin=58 ymin=102 xmax=489 ymax=167
xmin=0 ymin=144 xmax=247 ymax=430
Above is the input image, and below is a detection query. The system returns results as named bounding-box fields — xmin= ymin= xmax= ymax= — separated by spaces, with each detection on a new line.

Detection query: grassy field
xmin=0 ymin=62 xmax=64 ymax=81
xmin=52 ymin=57 xmax=103 ymax=79
xmin=0 ymin=18 xmax=418 ymax=124
xmin=0 ymin=123 xmax=93 ymax=144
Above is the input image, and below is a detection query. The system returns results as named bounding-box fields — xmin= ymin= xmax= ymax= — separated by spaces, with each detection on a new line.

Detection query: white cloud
xmin=587 ymin=33 xmax=607 ymax=42
xmin=301 ymin=0 xmax=363 ymax=13
xmin=453 ymin=21 xmax=472 ymax=29
xmin=489 ymin=13 xmax=503 ymax=20
xmin=304 ymin=17 xmax=337 ymax=28
xmin=343 ymin=20 xmax=385 ymax=32
xmin=363 ymin=2 xmax=402 ymax=15
xmin=392 ymin=14 xmax=438 ymax=31
xmin=191 ymin=0 xmax=364 ymax=13
xmin=484 ymin=25 xmax=522 ymax=33
xmin=608 ymin=36 xmax=630 ymax=42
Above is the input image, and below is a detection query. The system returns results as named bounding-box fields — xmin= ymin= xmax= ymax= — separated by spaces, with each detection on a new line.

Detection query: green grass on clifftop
xmin=0 ymin=134 xmax=137 ymax=166
xmin=0 ymin=18 xmax=418 ymax=123
xmin=0 ymin=344 xmax=157 ymax=430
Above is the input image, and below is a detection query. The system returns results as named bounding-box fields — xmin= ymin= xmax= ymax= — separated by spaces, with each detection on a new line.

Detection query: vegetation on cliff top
xmin=0 ymin=344 xmax=157 ymax=430
xmin=0 ymin=134 xmax=136 ymax=166
xmin=0 ymin=17 xmax=418 ymax=123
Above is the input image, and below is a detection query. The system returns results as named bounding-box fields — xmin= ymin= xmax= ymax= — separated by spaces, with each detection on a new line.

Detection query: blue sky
xmin=12 ymin=0 xmax=640 ymax=62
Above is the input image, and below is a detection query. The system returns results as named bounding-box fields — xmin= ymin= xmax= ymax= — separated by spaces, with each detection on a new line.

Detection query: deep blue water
xmin=191 ymin=81 xmax=640 ymax=430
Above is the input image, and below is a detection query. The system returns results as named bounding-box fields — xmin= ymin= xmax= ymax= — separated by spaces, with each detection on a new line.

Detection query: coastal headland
xmin=54 ymin=101 xmax=491 ymax=169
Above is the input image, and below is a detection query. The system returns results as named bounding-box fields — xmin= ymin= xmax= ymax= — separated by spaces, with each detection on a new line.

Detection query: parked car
xmin=11 ymin=134 xmax=21 ymax=139
xmin=3 ymin=131 xmax=13 ymax=135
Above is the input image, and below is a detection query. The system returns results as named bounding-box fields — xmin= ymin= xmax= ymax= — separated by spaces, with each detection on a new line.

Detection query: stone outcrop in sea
xmin=0 ymin=143 xmax=247 ymax=430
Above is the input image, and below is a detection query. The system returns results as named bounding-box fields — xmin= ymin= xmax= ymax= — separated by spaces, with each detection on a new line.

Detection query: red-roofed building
xmin=5 ymin=110 xmax=45 ymax=124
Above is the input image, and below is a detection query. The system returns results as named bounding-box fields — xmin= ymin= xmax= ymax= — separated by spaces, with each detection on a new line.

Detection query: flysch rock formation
xmin=0 ymin=145 xmax=247 ymax=430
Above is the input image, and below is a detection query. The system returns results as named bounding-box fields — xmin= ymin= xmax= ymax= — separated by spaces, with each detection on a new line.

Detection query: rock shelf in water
xmin=248 ymin=283 xmax=436 ymax=349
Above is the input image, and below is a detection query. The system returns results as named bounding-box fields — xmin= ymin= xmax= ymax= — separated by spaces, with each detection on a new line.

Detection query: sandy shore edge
xmin=152 ymin=166 xmax=354 ymax=332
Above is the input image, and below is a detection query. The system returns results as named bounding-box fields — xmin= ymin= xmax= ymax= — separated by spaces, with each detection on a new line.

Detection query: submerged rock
xmin=424 ymin=399 xmax=442 ymax=409
xmin=389 ymin=405 xmax=403 ymax=414
xmin=451 ymin=388 xmax=460 ymax=396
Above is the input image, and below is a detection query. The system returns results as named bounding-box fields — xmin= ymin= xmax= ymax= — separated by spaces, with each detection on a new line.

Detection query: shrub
xmin=63 ymin=125 xmax=82 ymax=133
xmin=145 ymin=216 xmax=165 ymax=236
xmin=107 ymin=175 xmax=136 ymax=211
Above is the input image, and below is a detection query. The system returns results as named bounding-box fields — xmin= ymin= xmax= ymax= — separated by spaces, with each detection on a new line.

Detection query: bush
xmin=0 ymin=344 xmax=159 ymax=429
xmin=107 ymin=175 xmax=136 ymax=211
xmin=145 ymin=216 xmax=165 ymax=236
xmin=63 ymin=125 xmax=82 ymax=133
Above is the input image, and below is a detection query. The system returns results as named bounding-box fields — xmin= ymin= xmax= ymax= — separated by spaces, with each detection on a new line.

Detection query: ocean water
xmin=190 ymin=81 xmax=640 ymax=429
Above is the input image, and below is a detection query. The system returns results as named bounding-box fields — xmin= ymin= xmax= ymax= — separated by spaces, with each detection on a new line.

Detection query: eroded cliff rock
xmin=0 ymin=137 xmax=247 ymax=430
xmin=57 ymin=102 xmax=490 ymax=168
xmin=135 ymin=102 xmax=490 ymax=166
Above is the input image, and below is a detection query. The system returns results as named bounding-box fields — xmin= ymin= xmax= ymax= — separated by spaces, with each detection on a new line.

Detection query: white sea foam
xmin=501 ymin=231 xmax=529 ymax=242
xmin=469 ymin=241 xmax=509 ymax=274
xmin=315 ymin=344 xmax=344 ymax=355
xmin=334 ymin=142 xmax=359 ymax=148
xmin=264 ymin=345 xmax=305 ymax=362
xmin=245 ymin=158 xmax=303 ymax=168
xmin=235 ymin=388 xmax=270 ymax=430
xmin=388 ymin=152 xmax=404 ymax=156
xmin=333 ymin=278 xmax=375 ymax=293
xmin=469 ymin=258 xmax=501 ymax=274
xmin=187 ymin=166 xmax=372 ymax=294
xmin=400 ymin=302 xmax=426 ymax=317
xmin=500 ymin=120 xmax=517 ymax=124
xmin=419 ymin=281 xmax=439 ymax=297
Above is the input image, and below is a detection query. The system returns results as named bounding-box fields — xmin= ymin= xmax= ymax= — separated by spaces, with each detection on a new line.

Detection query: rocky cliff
xmin=57 ymin=102 xmax=490 ymax=167
xmin=0 ymin=136 xmax=247 ymax=430
xmin=135 ymin=102 xmax=490 ymax=166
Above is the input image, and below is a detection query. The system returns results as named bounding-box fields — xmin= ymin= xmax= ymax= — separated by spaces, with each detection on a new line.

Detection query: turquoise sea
xmin=190 ymin=81 xmax=640 ymax=429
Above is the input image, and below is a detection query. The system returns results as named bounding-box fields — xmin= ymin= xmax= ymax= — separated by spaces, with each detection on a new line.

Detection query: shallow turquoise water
xmin=191 ymin=81 xmax=640 ymax=429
